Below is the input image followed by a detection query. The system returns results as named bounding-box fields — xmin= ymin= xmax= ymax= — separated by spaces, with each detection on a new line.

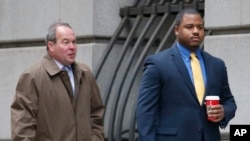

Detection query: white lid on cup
xmin=205 ymin=96 xmax=220 ymax=100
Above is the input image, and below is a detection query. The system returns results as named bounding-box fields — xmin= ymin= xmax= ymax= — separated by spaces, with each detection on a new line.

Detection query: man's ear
xmin=47 ymin=41 xmax=54 ymax=51
xmin=174 ymin=26 xmax=179 ymax=36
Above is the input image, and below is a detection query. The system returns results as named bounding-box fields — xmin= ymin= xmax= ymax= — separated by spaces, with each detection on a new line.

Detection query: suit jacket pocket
xmin=156 ymin=127 xmax=178 ymax=135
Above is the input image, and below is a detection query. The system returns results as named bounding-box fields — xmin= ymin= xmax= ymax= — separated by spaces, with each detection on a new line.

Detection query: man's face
xmin=48 ymin=26 xmax=77 ymax=66
xmin=174 ymin=13 xmax=204 ymax=51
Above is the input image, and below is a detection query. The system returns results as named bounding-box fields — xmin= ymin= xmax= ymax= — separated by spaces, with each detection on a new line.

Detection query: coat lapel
xmin=60 ymin=71 xmax=75 ymax=102
xmin=72 ymin=64 xmax=82 ymax=100
xmin=42 ymin=54 xmax=75 ymax=105
xmin=171 ymin=45 xmax=197 ymax=98
xmin=72 ymin=63 xmax=89 ymax=109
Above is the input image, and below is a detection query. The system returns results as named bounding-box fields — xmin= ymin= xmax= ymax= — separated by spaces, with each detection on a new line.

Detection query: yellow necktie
xmin=190 ymin=53 xmax=205 ymax=105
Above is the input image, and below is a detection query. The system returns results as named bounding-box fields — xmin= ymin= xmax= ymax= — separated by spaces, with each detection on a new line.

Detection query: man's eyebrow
xmin=62 ymin=38 xmax=69 ymax=41
xmin=185 ymin=23 xmax=204 ymax=26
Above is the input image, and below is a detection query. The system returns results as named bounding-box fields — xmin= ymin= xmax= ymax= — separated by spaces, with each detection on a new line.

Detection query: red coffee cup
xmin=205 ymin=96 xmax=220 ymax=121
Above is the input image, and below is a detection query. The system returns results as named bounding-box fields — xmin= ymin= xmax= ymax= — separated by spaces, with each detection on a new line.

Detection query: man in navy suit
xmin=136 ymin=8 xmax=237 ymax=141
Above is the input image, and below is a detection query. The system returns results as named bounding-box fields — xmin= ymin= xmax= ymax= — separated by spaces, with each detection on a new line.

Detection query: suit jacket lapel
xmin=171 ymin=45 xmax=197 ymax=97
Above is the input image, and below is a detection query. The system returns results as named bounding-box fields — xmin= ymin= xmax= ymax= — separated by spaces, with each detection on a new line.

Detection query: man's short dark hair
xmin=175 ymin=8 xmax=201 ymax=26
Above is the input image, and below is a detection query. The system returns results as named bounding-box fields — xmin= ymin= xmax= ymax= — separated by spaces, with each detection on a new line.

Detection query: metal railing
xmin=94 ymin=1 xmax=205 ymax=141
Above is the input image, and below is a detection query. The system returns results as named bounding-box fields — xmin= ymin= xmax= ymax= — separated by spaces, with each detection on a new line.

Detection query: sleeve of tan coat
xmin=11 ymin=72 xmax=38 ymax=141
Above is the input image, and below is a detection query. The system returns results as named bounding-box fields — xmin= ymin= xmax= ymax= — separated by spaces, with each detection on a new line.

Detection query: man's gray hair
xmin=45 ymin=22 xmax=72 ymax=49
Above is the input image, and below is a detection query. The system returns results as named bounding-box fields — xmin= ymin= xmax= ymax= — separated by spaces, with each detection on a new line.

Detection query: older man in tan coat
xmin=11 ymin=22 xmax=104 ymax=141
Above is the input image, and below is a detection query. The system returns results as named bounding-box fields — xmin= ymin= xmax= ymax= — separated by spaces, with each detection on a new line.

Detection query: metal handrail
xmin=94 ymin=15 xmax=128 ymax=80
xmin=126 ymin=12 xmax=173 ymax=141
xmin=115 ymin=1 xmax=167 ymax=140
xmin=94 ymin=1 xmax=205 ymax=141
xmin=107 ymin=9 xmax=143 ymax=141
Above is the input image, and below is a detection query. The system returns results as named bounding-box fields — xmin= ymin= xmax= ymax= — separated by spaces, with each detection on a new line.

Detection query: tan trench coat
xmin=11 ymin=54 xmax=104 ymax=141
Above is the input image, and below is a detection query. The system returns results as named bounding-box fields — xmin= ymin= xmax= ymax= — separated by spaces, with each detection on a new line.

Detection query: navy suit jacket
xmin=136 ymin=44 xmax=237 ymax=141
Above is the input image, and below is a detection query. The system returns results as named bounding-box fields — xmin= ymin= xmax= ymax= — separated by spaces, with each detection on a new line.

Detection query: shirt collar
xmin=177 ymin=42 xmax=202 ymax=61
xmin=53 ymin=59 xmax=65 ymax=70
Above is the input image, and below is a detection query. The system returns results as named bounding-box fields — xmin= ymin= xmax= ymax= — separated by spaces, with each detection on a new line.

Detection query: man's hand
xmin=207 ymin=104 xmax=225 ymax=122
